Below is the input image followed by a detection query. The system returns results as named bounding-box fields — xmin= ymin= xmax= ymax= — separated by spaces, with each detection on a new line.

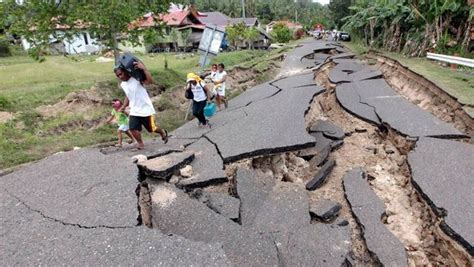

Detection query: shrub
xmin=0 ymin=37 xmax=11 ymax=57
xmin=271 ymin=23 xmax=292 ymax=43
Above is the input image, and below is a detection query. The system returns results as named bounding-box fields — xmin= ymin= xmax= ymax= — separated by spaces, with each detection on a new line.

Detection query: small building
xmin=21 ymin=21 xmax=102 ymax=55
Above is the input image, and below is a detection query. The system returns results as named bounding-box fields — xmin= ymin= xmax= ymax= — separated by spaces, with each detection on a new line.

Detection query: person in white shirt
xmin=213 ymin=63 xmax=228 ymax=111
xmin=186 ymin=73 xmax=211 ymax=127
xmin=114 ymin=61 xmax=168 ymax=150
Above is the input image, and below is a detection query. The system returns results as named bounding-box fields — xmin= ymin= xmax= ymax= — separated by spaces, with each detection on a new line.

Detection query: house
xmin=120 ymin=5 xmax=206 ymax=53
xmin=266 ymin=20 xmax=303 ymax=33
xmin=21 ymin=20 xmax=102 ymax=55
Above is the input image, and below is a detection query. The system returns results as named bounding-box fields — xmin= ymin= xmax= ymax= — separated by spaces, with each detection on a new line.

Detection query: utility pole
xmin=241 ymin=0 xmax=246 ymax=18
xmin=294 ymin=0 xmax=298 ymax=24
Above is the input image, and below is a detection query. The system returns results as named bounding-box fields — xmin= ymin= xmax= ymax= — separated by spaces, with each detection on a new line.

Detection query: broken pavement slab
xmin=235 ymin=169 xmax=276 ymax=226
xmin=148 ymin=182 xmax=279 ymax=266
xmin=310 ymin=119 xmax=346 ymax=140
xmin=310 ymin=199 xmax=342 ymax=222
xmin=201 ymin=192 xmax=240 ymax=221
xmin=206 ymin=85 xmax=323 ymax=163
xmin=0 ymin=149 xmax=140 ymax=228
xmin=336 ymin=79 xmax=466 ymax=137
xmin=408 ymin=137 xmax=474 ymax=255
xmin=343 ymin=168 xmax=408 ymax=266
xmin=330 ymin=52 xmax=355 ymax=60
xmin=137 ymin=151 xmax=194 ymax=182
xmin=306 ymin=159 xmax=336 ymax=191
xmin=177 ymin=138 xmax=228 ymax=190
xmin=0 ymin=191 xmax=231 ymax=266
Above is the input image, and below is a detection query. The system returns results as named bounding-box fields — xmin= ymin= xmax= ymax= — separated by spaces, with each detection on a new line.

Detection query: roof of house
xmin=228 ymin=18 xmax=258 ymax=27
xmin=199 ymin=12 xmax=230 ymax=26
xmin=268 ymin=20 xmax=302 ymax=28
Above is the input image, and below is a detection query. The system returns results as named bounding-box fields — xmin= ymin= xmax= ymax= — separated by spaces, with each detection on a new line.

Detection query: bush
xmin=0 ymin=38 xmax=11 ymax=57
xmin=0 ymin=95 xmax=12 ymax=110
xmin=272 ymin=23 xmax=292 ymax=43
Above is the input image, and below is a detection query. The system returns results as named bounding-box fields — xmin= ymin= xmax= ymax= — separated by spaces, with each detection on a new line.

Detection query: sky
xmin=313 ymin=0 xmax=330 ymax=5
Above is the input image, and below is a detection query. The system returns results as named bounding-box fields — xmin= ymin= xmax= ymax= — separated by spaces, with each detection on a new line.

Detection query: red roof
xmin=160 ymin=10 xmax=190 ymax=26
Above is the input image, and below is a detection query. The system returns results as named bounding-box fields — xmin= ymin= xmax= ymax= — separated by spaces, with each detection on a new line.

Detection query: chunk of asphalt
xmin=309 ymin=199 xmax=342 ymax=222
xmin=204 ymin=192 xmax=240 ymax=221
xmin=343 ymin=168 xmax=408 ymax=266
xmin=306 ymin=159 xmax=336 ymax=191
xmin=177 ymin=138 xmax=228 ymax=190
xmin=329 ymin=69 xmax=351 ymax=84
xmin=137 ymin=151 xmax=194 ymax=182
xmin=235 ymin=169 xmax=276 ymax=226
xmin=149 ymin=182 xmax=279 ymax=266
xmin=271 ymin=72 xmax=315 ymax=89
xmin=336 ymin=83 xmax=381 ymax=125
xmin=309 ymin=119 xmax=346 ymax=140
xmin=408 ymin=137 xmax=474 ymax=255
xmin=348 ymin=68 xmax=383 ymax=81
xmin=332 ymin=59 xmax=365 ymax=72
xmin=307 ymin=145 xmax=331 ymax=167
xmin=330 ymin=140 xmax=344 ymax=150
xmin=330 ymin=52 xmax=355 ymax=60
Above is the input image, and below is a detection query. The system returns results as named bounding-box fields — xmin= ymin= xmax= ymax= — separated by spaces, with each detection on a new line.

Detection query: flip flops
xmin=162 ymin=129 xmax=169 ymax=144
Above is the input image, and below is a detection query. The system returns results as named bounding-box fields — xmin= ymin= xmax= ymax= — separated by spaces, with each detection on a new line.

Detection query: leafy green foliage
xmin=0 ymin=36 xmax=11 ymax=57
xmin=342 ymin=0 xmax=471 ymax=56
xmin=271 ymin=23 xmax=291 ymax=43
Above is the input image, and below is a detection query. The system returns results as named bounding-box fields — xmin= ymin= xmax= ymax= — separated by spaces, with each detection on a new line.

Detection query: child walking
xmin=106 ymin=99 xmax=136 ymax=147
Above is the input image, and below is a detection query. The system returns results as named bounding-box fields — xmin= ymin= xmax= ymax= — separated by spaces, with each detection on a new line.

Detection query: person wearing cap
xmin=186 ymin=73 xmax=211 ymax=127
xmin=105 ymin=98 xmax=136 ymax=147
xmin=114 ymin=61 xmax=168 ymax=150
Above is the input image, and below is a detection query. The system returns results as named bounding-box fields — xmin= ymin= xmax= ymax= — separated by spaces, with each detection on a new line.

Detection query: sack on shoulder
xmin=185 ymin=88 xmax=193 ymax=100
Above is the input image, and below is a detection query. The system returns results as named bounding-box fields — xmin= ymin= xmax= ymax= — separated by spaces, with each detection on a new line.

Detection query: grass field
xmin=343 ymin=41 xmax=474 ymax=112
xmin=0 ymin=47 xmax=287 ymax=170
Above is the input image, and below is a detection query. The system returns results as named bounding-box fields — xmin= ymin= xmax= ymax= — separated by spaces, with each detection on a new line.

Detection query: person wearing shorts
xmin=213 ymin=63 xmax=228 ymax=111
xmin=114 ymin=60 xmax=168 ymax=150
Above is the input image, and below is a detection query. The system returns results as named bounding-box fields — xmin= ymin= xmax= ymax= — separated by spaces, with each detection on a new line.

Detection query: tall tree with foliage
xmin=5 ymin=0 xmax=170 ymax=62
xmin=328 ymin=0 xmax=352 ymax=29
xmin=343 ymin=0 xmax=471 ymax=56
xmin=244 ymin=26 xmax=260 ymax=49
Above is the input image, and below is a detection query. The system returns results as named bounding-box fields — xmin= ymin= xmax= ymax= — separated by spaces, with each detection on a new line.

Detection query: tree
xmin=170 ymin=28 xmax=179 ymax=52
xmin=180 ymin=28 xmax=191 ymax=48
xmin=5 ymin=0 xmax=170 ymax=62
xmin=328 ymin=0 xmax=352 ymax=29
xmin=226 ymin=22 xmax=246 ymax=49
xmin=271 ymin=23 xmax=291 ymax=43
xmin=244 ymin=26 xmax=260 ymax=49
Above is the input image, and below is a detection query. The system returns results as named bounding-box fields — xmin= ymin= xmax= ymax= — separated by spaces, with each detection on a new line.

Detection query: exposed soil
xmin=0 ymin=111 xmax=13 ymax=123
xmin=311 ymin=62 xmax=472 ymax=266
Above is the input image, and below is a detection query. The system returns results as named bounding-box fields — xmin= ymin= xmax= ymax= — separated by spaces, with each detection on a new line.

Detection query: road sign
xmin=198 ymin=26 xmax=225 ymax=55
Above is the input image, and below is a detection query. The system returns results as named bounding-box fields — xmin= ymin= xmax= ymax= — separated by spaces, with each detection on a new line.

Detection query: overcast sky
xmin=313 ymin=0 xmax=330 ymax=5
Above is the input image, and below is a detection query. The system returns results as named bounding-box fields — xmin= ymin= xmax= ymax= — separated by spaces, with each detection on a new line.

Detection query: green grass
xmin=0 ymin=48 xmax=288 ymax=169
xmin=344 ymin=41 xmax=474 ymax=112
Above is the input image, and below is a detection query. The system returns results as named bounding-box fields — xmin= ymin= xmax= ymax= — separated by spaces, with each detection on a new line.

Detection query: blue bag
xmin=204 ymin=102 xmax=216 ymax=117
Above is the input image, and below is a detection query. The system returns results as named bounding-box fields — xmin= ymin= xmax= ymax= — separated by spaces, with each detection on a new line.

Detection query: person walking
xmin=114 ymin=61 xmax=168 ymax=150
xmin=186 ymin=73 xmax=211 ymax=128
xmin=213 ymin=63 xmax=228 ymax=111
xmin=105 ymin=99 xmax=136 ymax=147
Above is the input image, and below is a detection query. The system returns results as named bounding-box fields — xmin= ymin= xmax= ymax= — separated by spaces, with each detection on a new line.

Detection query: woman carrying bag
xmin=186 ymin=73 xmax=212 ymax=128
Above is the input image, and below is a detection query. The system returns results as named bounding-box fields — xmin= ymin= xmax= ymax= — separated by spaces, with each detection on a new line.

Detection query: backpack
xmin=185 ymin=87 xmax=194 ymax=99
